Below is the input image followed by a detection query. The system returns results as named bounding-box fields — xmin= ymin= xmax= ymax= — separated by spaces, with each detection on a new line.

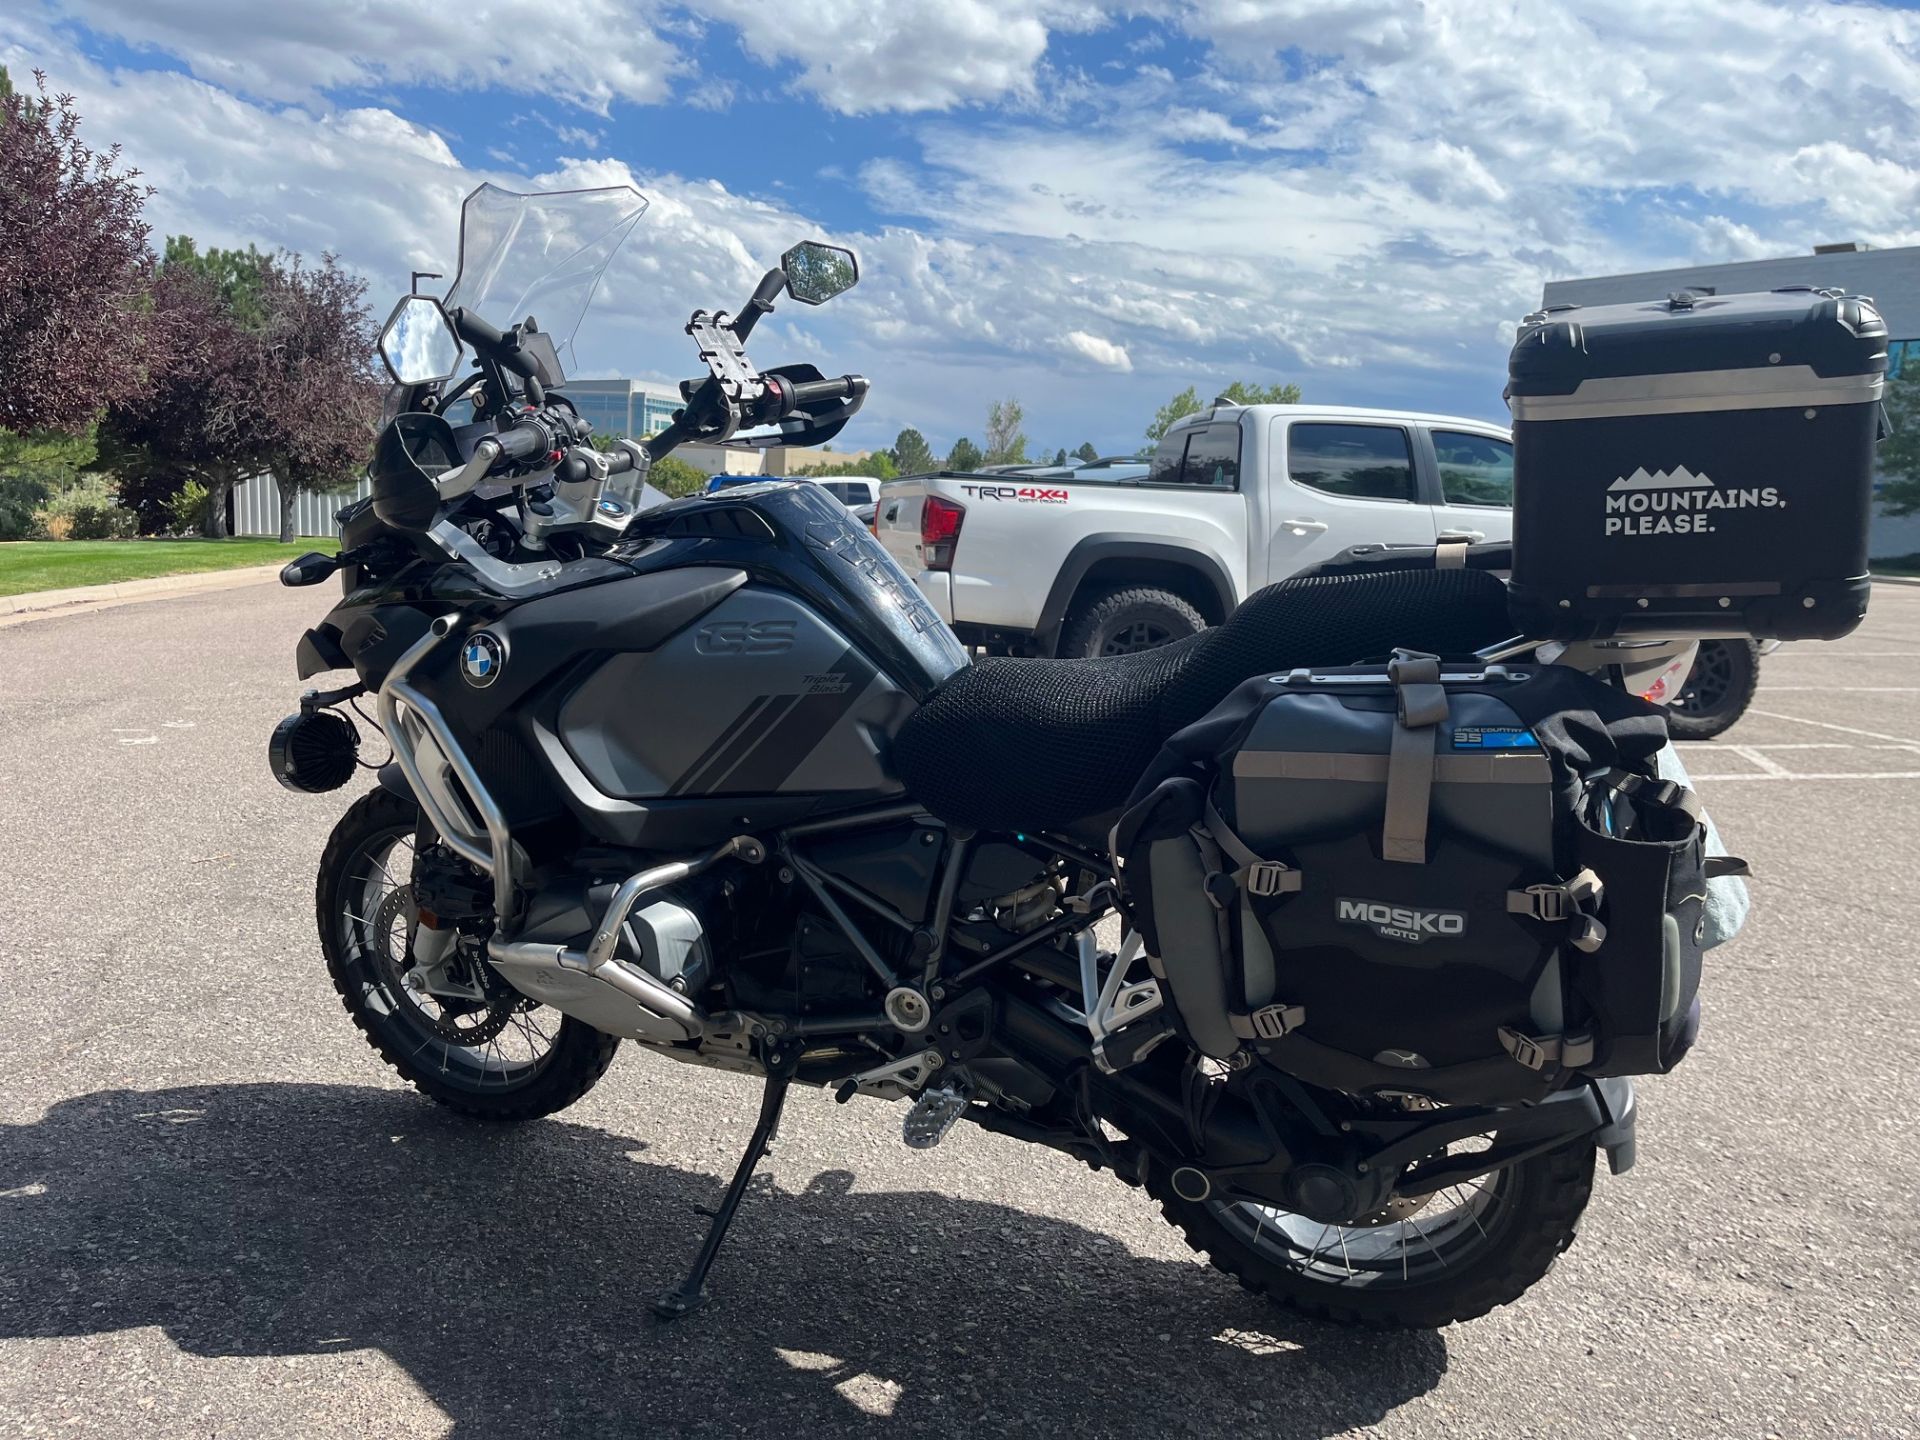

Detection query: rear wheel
xmin=1152 ymin=1138 xmax=1595 ymax=1328
xmin=316 ymin=788 xmax=618 ymax=1121
xmin=1665 ymin=639 xmax=1760 ymax=740
xmin=1058 ymin=586 xmax=1206 ymax=658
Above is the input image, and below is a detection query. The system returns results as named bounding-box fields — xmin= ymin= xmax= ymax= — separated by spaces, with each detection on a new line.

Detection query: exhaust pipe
xmin=484 ymin=836 xmax=764 ymax=1047
xmin=487 ymin=937 xmax=703 ymax=1044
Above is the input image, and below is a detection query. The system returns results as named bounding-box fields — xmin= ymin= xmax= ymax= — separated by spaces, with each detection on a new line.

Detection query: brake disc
xmin=372 ymin=888 xmax=517 ymax=1046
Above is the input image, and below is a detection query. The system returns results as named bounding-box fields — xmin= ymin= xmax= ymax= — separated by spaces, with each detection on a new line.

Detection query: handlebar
xmin=778 ymin=374 xmax=869 ymax=410
xmin=449 ymin=307 xmax=540 ymax=382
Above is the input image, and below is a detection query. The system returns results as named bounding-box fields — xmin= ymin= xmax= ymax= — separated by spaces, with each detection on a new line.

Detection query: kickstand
xmin=653 ymin=1047 xmax=796 ymax=1320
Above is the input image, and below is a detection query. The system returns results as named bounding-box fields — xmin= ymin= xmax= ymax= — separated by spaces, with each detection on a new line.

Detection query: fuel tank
xmin=558 ymin=584 xmax=915 ymax=799
xmin=408 ymin=481 xmax=970 ymax=851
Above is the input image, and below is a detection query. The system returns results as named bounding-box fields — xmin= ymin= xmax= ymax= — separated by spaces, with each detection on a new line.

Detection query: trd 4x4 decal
xmin=957 ymin=483 xmax=1069 ymax=504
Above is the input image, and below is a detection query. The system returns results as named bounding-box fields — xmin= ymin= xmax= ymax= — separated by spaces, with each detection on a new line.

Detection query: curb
xmin=0 ymin=563 xmax=285 ymax=622
xmin=1871 ymin=573 xmax=1920 ymax=588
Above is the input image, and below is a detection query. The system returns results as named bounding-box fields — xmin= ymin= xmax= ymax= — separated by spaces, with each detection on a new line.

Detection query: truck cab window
xmin=1287 ymin=423 xmax=1415 ymax=502
xmin=1432 ymin=431 xmax=1514 ymax=507
xmin=1148 ymin=424 xmax=1242 ymax=488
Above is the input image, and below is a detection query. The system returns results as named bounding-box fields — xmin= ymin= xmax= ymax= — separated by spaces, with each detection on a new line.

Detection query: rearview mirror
xmin=781 ymin=242 xmax=859 ymax=306
xmin=379 ymin=296 xmax=463 ymax=385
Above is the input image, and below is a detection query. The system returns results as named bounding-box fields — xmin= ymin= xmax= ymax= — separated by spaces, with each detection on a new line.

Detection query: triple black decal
xmin=719 ymin=646 xmax=880 ymax=794
xmin=667 ymin=693 xmax=795 ymax=796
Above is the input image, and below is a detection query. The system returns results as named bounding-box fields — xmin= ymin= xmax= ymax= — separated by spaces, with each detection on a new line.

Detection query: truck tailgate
xmin=874 ymin=480 xmax=954 ymax=622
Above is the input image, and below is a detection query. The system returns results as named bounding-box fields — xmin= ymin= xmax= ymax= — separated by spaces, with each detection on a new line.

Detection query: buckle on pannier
xmin=1204 ymin=861 xmax=1301 ymax=910
xmin=1243 ymin=861 xmax=1300 ymax=898
xmin=1507 ymin=868 xmax=1603 ymax=923
xmin=1233 ymin=1004 xmax=1307 ymax=1041
xmin=1498 ymin=1026 xmax=1596 ymax=1072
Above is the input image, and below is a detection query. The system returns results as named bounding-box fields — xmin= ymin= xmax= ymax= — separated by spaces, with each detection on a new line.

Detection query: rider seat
xmin=890 ymin=566 xmax=1514 ymax=836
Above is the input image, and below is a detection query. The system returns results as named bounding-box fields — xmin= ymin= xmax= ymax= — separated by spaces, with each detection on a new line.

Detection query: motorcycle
xmin=274 ymin=184 xmax=1699 ymax=1328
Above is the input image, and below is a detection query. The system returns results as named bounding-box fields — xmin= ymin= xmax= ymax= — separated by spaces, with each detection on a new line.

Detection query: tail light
xmin=921 ymin=496 xmax=965 ymax=571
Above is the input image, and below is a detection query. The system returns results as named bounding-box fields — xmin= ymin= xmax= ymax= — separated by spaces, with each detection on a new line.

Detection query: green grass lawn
xmin=1874 ymin=554 xmax=1920 ymax=578
xmin=0 ymin=537 xmax=339 ymax=598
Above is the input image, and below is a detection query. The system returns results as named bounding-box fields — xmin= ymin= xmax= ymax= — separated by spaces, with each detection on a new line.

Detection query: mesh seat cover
xmin=890 ymin=568 xmax=1514 ymax=834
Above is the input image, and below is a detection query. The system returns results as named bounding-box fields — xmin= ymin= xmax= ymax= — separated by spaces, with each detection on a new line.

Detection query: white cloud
xmin=691 ymin=0 xmax=1107 ymax=114
xmin=1064 ymin=330 xmax=1133 ymax=370
xmin=12 ymin=0 xmax=1920 ymax=452
xmin=45 ymin=0 xmax=681 ymax=110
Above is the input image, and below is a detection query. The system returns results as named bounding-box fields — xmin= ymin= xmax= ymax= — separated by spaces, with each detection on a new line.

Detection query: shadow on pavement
xmin=0 ymin=1084 xmax=1447 ymax=1436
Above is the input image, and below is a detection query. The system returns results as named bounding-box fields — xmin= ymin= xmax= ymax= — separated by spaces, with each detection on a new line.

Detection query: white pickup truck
xmin=876 ymin=403 xmax=1516 ymax=656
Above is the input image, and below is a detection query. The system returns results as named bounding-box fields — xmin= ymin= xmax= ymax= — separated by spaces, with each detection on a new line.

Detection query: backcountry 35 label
xmin=1603 ymin=467 xmax=1783 ymax=537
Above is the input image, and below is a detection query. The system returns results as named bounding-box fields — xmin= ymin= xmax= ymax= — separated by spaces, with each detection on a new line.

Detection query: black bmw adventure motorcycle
xmin=272 ymin=184 xmax=1760 ymax=1328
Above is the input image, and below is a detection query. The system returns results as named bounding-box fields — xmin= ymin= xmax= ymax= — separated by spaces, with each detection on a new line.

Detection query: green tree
xmin=891 ymin=427 xmax=936 ymax=475
xmin=649 ymin=455 xmax=709 ymax=498
xmin=1145 ymin=380 xmax=1302 ymax=444
xmin=1878 ymin=354 xmax=1920 ymax=516
xmin=983 ymin=398 xmax=1028 ymax=466
xmin=798 ymin=454 xmax=899 ymax=480
xmin=947 ymin=436 xmax=983 ymax=472
xmin=1052 ymin=447 xmax=1067 ymax=465
xmin=1074 ymin=441 xmax=1099 ymax=463
xmin=162 ymin=236 xmax=270 ymax=327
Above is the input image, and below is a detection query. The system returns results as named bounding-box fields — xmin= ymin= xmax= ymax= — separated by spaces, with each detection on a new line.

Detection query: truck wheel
xmin=1665 ymin=639 xmax=1760 ymax=740
xmin=1058 ymin=586 xmax=1206 ymax=657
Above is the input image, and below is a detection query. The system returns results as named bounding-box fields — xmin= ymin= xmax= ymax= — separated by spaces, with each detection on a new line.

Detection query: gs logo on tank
xmin=695 ymin=620 xmax=797 ymax=655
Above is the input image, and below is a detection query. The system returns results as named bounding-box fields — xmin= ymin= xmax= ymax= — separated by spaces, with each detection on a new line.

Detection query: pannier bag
xmin=1114 ymin=655 xmax=1748 ymax=1107
xmin=1507 ymin=286 xmax=1886 ymax=642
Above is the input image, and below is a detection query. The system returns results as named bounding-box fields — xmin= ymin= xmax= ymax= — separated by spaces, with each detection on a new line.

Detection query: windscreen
xmin=443 ymin=184 xmax=648 ymax=380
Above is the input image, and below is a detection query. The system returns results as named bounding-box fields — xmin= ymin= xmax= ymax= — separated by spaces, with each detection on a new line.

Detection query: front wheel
xmin=316 ymin=787 xmax=618 ymax=1121
xmin=1152 ymin=1139 xmax=1596 ymax=1328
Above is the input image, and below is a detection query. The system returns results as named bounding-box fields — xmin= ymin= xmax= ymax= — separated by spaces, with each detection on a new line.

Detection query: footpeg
xmin=902 ymin=1075 xmax=973 ymax=1149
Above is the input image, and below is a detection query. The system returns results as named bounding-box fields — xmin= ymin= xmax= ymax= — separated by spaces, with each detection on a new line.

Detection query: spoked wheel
xmin=1153 ymin=1137 xmax=1595 ymax=1328
xmin=316 ymin=788 xmax=618 ymax=1121
xmin=1665 ymin=638 xmax=1760 ymax=740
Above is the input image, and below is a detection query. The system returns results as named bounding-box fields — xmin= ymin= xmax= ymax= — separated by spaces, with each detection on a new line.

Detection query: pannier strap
xmin=1199 ymin=796 xmax=1303 ymax=908
xmin=1506 ymin=868 xmax=1608 ymax=952
xmin=1384 ymin=651 xmax=1447 ymax=864
xmin=1499 ymin=1025 xmax=1596 ymax=1072
xmin=1231 ymin=1004 xmax=1306 ymax=1041
xmin=1604 ymin=768 xmax=1704 ymax=824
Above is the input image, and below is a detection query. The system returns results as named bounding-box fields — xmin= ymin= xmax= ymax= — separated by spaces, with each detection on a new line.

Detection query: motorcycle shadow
xmin=0 ymin=1083 xmax=1447 ymax=1436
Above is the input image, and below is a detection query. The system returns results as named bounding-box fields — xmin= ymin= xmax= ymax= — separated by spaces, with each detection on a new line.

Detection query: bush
xmin=166 ymin=480 xmax=210 ymax=535
xmin=34 ymin=473 xmax=136 ymax=540
xmin=68 ymin=499 xmax=134 ymax=540
xmin=0 ymin=474 xmax=51 ymax=540
xmin=649 ymin=455 xmax=709 ymax=498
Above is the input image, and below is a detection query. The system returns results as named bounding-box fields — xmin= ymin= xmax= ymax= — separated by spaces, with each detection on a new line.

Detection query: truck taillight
xmin=921 ymin=496 xmax=965 ymax=571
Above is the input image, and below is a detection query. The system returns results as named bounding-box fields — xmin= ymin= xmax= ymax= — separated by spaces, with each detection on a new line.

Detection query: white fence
xmin=231 ymin=474 xmax=370 ymax=538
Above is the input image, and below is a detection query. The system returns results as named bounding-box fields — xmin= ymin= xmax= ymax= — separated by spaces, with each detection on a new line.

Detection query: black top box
xmin=1507 ymin=286 xmax=1887 ymax=641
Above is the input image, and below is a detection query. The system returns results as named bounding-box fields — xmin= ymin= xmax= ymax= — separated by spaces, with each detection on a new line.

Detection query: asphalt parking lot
xmin=2 ymin=580 xmax=1917 ymax=1439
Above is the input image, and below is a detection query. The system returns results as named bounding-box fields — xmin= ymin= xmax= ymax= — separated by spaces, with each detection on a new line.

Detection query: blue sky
xmin=6 ymin=1 xmax=1920 ymax=459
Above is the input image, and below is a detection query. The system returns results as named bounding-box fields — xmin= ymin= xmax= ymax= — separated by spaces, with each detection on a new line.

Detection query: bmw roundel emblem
xmin=462 ymin=631 xmax=505 ymax=688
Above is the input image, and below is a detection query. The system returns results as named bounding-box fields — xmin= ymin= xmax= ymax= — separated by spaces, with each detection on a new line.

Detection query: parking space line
xmin=1725 ymin=744 xmax=1789 ymax=777
xmin=1744 ymin=709 xmax=1920 ymax=748
xmin=1686 ymin=771 xmax=1920 ymax=782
